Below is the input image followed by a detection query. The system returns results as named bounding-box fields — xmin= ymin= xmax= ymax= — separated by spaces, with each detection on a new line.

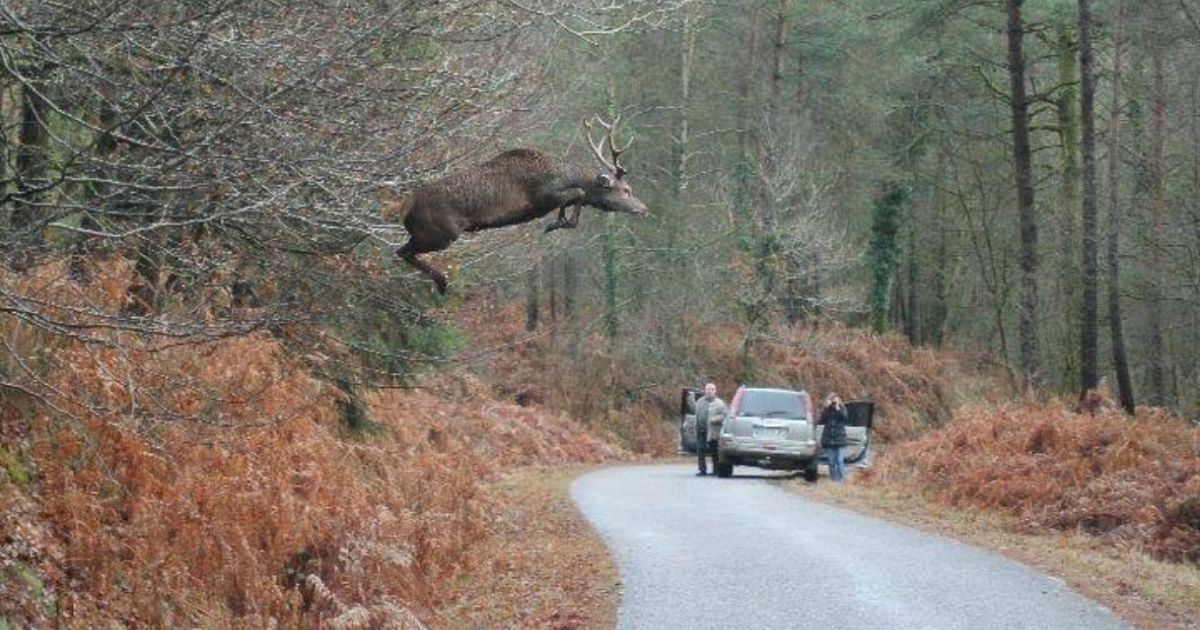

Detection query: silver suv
xmin=712 ymin=386 xmax=872 ymax=481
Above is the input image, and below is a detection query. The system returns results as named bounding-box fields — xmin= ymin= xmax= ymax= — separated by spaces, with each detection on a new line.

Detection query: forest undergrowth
xmin=864 ymin=397 xmax=1200 ymax=565
xmin=0 ymin=259 xmax=627 ymax=628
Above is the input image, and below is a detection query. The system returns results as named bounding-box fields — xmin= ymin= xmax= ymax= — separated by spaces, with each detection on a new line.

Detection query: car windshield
xmin=738 ymin=390 xmax=808 ymax=419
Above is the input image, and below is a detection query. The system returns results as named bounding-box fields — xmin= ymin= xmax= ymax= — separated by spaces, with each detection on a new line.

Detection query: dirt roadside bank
xmin=436 ymin=466 xmax=620 ymax=629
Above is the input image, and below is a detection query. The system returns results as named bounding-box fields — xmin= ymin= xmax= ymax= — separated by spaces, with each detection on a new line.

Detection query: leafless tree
xmin=0 ymin=0 xmax=571 ymax=407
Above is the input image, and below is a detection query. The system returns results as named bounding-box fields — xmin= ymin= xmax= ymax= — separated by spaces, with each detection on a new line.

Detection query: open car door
xmin=842 ymin=400 xmax=874 ymax=464
xmin=679 ymin=387 xmax=702 ymax=454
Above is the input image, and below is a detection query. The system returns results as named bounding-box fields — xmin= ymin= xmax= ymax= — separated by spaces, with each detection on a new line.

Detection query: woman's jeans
xmin=827 ymin=446 xmax=846 ymax=482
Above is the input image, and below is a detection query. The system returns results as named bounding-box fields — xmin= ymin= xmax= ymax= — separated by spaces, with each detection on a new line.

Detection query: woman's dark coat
xmin=818 ymin=404 xmax=849 ymax=448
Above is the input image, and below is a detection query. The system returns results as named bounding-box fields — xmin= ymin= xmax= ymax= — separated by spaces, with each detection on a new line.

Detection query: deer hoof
xmin=544 ymin=221 xmax=563 ymax=234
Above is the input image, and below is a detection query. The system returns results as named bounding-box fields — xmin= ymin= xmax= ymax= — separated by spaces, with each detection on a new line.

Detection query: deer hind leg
xmin=397 ymin=239 xmax=449 ymax=294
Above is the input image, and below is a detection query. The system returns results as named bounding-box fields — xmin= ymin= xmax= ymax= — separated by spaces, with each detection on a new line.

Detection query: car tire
xmin=716 ymin=461 xmax=733 ymax=478
xmin=803 ymin=458 xmax=819 ymax=483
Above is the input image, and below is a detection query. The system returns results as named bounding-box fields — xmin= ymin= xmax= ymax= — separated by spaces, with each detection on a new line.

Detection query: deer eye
xmin=598 ymin=174 xmax=614 ymax=188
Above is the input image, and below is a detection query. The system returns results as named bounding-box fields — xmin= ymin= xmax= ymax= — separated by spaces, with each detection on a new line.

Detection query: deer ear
xmin=597 ymin=173 xmax=614 ymax=188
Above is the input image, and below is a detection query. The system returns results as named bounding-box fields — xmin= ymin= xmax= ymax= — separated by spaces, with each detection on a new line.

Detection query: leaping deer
xmin=391 ymin=114 xmax=647 ymax=293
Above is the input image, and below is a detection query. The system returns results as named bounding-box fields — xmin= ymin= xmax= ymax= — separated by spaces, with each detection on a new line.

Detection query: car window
xmin=738 ymin=390 xmax=809 ymax=419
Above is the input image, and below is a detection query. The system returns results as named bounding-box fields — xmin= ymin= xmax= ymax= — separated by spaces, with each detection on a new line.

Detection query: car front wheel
xmin=803 ymin=458 xmax=819 ymax=482
xmin=716 ymin=461 xmax=733 ymax=478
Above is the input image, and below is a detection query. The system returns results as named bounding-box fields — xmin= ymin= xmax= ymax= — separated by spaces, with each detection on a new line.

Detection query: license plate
xmin=754 ymin=427 xmax=788 ymax=439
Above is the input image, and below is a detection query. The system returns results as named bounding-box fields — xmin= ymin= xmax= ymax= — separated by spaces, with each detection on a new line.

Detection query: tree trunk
xmin=929 ymin=148 xmax=951 ymax=346
xmin=603 ymin=215 xmax=618 ymax=343
xmin=930 ymin=223 xmax=949 ymax=345
xmin=12 ymin=69 xmax=49 ymax=249
xmin=563 ymin=248 xmax=580 ymax=357
xmin=1147 ymin=47 xmax=1170 ymax=406
xmin=0 ymin=82 xmax=14 ymax=235
xmin=1190 ymin=48 xmax=1200 ymax=410
xmin=734 ymin=3 xmax=764 ymax=222
xmin=1078 ymin=0 xmax=1100 ymax=395
xmin=1056 ymin=24 xmax=1081 ymax=253
xmin=905 ymin=219 xmax=920 ymax=343
xmin=563 ymin=250 xmax=578 ymax=317
xmin=768 ymin=0 xmax=787 ymax=125
xmin=525 ymin=259 xmax=540 ymax=332
xmin=1193 ymin=61 xmax=1200 ymax=194
xmin=1054 ymin=21 xmax=1082 ymax=390
xmin=1006 ymin=0 xmax=1041 ymax=391
xmin=547 ymin=252 xmax=558 ymax=324
xmin=674 ymin=5 xmax=699 ymax=200
xmin=1106 ymin=1 xmax=1135 ymax=414
xmin=738 ymin=2 xmax=764 ymax=157
xmin=768 ymin=0 xmax=806 ymax=322
xmin=792 ymin=29 xmax=806 ymax=112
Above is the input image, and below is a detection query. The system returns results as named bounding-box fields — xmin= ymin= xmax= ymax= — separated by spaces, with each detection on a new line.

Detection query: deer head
xmin=583 ymin=114 xmax=648 ymax=217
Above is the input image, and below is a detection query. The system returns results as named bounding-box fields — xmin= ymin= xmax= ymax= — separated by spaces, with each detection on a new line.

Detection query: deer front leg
xmin=544 ymin=188 xmax=584 ymax=233
xmin=545 ymin=202 xmax=583 ymax=233
xmin=545 ymin=206 xmax=569 ymax=233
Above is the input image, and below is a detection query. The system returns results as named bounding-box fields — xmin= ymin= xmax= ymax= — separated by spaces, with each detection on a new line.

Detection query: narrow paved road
xmin=571 ymin=463 xmax=1129 ymax=630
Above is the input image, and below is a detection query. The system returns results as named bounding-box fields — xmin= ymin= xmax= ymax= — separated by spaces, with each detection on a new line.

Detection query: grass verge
xmin=435 ymin=466 xmax=619 ymax=629
xmin=780 ymin=472 xmax=1200 ymax=630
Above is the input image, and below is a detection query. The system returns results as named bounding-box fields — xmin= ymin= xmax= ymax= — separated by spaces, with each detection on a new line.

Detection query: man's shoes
xmin=695 ymin=471 xmax=707 ymax=476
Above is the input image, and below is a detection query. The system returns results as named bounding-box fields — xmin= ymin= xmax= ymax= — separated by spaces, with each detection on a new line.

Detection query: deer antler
xmin=583 ymin=114 xmax=634 ymax=179
xmin=583 ymin=116 xmax=615 ymax=174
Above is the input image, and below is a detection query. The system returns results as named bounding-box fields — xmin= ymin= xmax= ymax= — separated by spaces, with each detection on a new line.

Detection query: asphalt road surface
xmin=571 ymin=463 xmax=1130 ymax=630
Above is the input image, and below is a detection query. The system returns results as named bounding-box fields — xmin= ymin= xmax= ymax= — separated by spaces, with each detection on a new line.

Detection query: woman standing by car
xmin=818 ymin=394 xmax=849 ymax=482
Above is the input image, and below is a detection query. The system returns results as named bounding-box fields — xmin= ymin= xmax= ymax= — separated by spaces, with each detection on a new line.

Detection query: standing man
xmin=818 ymin=393 xmax=849 ymax=482
xmin=694 ymin=382 xmax=727 ymax=476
